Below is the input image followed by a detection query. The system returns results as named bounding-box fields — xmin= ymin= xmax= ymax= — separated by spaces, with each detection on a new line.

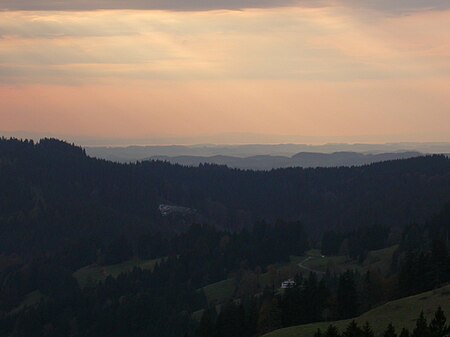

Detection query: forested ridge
xmin=1 ymin=138 xmax=450 ymax=255
xmin=0 ymin=205 xmax=448 ymax=337
xmin=0 ymin=138 xmax=449 ymax=337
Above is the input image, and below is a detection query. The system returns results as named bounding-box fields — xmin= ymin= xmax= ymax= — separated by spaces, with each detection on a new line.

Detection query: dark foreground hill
xmin=1 ymin=138 xmax=450 ymax=254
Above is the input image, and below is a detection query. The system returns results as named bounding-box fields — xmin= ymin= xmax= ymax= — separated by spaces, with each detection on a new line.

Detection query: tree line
xmin=312 ymin=307 xmax=449 ymax=337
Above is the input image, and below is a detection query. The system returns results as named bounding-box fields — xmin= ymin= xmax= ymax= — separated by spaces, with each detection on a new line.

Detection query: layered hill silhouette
xmin=149 ymin=151 xmax=422 ymax=170
xmin=1 ymin=138 xmax=450 ymax=255
xmin=85 ymin=142 xmax=450 ymax=162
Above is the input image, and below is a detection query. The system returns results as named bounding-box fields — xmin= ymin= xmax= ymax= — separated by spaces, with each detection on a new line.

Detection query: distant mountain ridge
xmin=148 ymin=151 xmax=423 ymax=170
xmin=85 ymin=142 xmax=450 ymax=165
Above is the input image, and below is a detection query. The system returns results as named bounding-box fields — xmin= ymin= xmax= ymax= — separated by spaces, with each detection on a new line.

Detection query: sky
xmin=0 ymin=0 xmax=449 ymax=144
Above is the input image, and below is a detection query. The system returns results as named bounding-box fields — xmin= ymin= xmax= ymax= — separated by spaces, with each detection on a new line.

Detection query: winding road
xmin=297 ymin=256 xmax=326 ymax=275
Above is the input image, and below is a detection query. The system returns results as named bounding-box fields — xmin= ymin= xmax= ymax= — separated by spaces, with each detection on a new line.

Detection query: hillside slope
xmin=263 ymin=284 xmax=450 ymax=337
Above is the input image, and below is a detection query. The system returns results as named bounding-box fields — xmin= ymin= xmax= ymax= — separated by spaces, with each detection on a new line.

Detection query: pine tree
xmin=216 ymin=302 xmax=240 ymax=337
xmin=197 ymin=308 xmax=216 ymax=337
xmin=383 ymin=323 xmax=397 ymax=337
xmin=430 ymin=240 xmax=449 ymax=287
xmin=429 ymin=306 xmax=449 ymax=337
xmin=324 ymin=325 xmax=341 ymax=337
xmin=314 ymin=328 xmax=324 ymax=337
xmin=338 ymin=271 xmax=358 ymax=319
xmin=342 ymin=320 xmax=363 ymax=337
xmin=362 ymin=322 xmax=374 ymax=337
xmin=257 ymin=298 xmax=282 ymax=334
xmin=412 ymin=311 xmax=431 ymax=337
xmin=399 ymin=328 xmax=410 ymax=337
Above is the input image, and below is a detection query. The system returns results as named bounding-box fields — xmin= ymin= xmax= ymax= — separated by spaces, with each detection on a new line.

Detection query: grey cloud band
xmin=0 ymin=0 xmax=448 ymax=12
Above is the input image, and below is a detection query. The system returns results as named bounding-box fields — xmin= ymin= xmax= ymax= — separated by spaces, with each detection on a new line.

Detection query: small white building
xmin=281 ymin=279 xmax=296 ymax=289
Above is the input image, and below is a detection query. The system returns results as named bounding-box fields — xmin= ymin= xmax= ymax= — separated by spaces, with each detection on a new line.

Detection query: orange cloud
xmin=1 ymin=7 xmax=449 ymax=141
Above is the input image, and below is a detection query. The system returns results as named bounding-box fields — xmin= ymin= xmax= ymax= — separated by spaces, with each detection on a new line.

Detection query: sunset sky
xmin=1 ymin=0 xmax=449 ymax=144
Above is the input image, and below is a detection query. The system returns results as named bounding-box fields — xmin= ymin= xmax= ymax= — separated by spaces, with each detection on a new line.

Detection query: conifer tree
xmin=324 ymin=325 xmax=341 ymax=337
xmin=383 ymin=323 xmax=397 ymax=337
xmin=314 ymin=328 xmax=324 ymax=337
xmin=412 ymin=311 xmax=431 ymax=337
xmin=399 ymin=328 xmax=410 ymax=337
xmin=362 ymin=322 xmax=374 ymax=337
xmin=197 ymin=307 xmax=216 ymax=337
xmin=342 ymin=320 xmax=363 ymax=337
xmin=429 ymin=306 xmax=449 ymax=337
xmin=257 ymin=298 xmax=282 ymax=334
xmin=338 ymin=271 xmax=358 ymax=319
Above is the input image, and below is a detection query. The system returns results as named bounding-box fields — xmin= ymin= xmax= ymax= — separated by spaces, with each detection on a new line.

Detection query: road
xmin=297 ymin=256 xmax=326 ymax=275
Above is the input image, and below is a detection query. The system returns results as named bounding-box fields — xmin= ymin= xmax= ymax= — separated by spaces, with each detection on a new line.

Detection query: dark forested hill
xmin=1 ymin=137 xmax=450 ymax=255
xmin=1 ymin=138 xmax=450 ymax=337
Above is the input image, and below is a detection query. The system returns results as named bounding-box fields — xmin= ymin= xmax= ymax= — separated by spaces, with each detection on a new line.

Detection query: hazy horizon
xmin=2 ymin=130 xmax=450 ymax=147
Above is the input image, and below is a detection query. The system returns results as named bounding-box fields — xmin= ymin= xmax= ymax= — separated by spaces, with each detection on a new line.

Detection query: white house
xmin=281 ymin=278 xmax=296 ymax=289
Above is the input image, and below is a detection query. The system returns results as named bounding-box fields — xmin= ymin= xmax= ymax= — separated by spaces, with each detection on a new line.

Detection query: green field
xmin=201 ymin=246 xmax=398 ymax=306
xmin=202 ymin=278 xmax=236 ymax=304
xmin=201 ymin=262 xmax=302 ymax=305
xmin=8 ymin=258 xmax=164 ymax=313
xmin=73 ymin=257 xmax=163 ymax=287
xmin=10 ymin=290 xmax=46 ymax=315
xmin=291 ymin=245 xmax=398 ymax=276
xmin=263 ymin=284 xmax=450 ymax=337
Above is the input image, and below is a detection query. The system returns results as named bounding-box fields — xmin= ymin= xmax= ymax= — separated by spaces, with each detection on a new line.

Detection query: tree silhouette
xmin=383 ymin=323 xmax=397 ymax=337
xmin=429 ymin=306 xmax=449 ymax=337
